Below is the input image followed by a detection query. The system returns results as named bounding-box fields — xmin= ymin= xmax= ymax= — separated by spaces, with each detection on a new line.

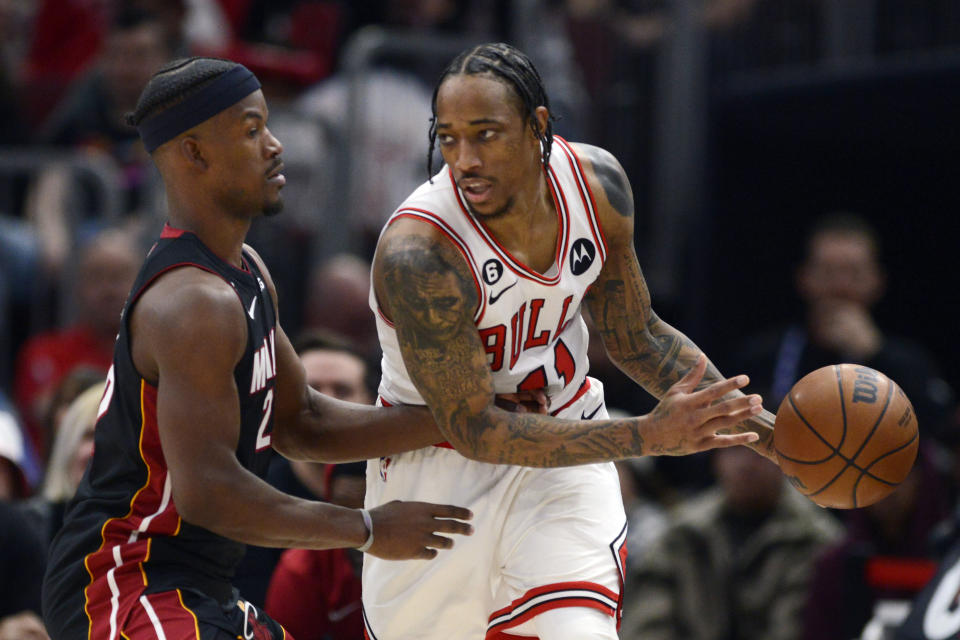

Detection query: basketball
xmin=774 ymin=364 xmax=919 ymax=509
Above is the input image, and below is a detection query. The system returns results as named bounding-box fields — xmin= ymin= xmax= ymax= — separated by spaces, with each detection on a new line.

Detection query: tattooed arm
xmin=372 ymin=218 xmax=762 ymax=467
xmin=575 ymin=143 xmax=778 ymax=462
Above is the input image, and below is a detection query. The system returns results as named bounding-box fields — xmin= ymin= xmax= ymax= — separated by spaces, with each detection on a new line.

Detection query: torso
xmin=371 ymin=136 xmax=608 ymax=415
xmin=42 ymin=226 xmax=279 ymax=637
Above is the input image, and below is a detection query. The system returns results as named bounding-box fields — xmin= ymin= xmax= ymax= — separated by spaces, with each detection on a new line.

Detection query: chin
xmin=466 ymin=196 xmax=513 ymax=220
xmin=263 ymin=198 xmax=284 ymax=217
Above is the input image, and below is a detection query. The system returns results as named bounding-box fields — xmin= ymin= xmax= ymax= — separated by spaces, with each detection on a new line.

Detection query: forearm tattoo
xmin=582 ymin=146 xmax=776 ymax=455
xmin=379 ymin=232 xmax=648 ymax=467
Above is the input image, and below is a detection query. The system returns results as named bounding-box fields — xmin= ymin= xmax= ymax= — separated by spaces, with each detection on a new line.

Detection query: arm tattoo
xmin=583 ymin=145 xmax=633 ymax=219
xmin=583 ymin=155 xmax=777 ymax=457
xmin=380 ymin=232 xmax=650 ymax=467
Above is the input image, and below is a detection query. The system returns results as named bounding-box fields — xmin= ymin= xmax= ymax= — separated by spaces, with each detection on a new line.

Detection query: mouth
xmin=266 ymin=161 xmax=286 ymax=186
xmin=458 ymin=177 xmax=493 ymax=205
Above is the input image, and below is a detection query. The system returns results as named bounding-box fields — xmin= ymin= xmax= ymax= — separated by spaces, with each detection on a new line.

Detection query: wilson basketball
xmin=774 ymin=364 xmax=919 ymax=509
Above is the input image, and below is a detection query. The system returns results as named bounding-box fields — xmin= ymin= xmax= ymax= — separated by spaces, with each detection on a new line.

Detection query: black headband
xmin=137 ymin=65 xmax=261 ymax=153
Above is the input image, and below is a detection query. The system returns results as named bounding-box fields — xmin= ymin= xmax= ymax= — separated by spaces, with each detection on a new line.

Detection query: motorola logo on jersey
xmin=482 ymin=259 xmax=504 ymax=285
xmin=569 ymin=239 xmax=596 ymax=275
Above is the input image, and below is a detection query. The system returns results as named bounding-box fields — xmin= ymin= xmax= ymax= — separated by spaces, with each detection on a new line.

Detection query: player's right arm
xmin=374 ymin=219 xmax=762 ymax=467
xmin=129 ymin=267 xmax=471 ymax=559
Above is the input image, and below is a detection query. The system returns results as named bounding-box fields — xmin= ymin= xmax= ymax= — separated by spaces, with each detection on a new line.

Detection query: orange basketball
xmin=774 ymin=364 xmax=919 ymax=509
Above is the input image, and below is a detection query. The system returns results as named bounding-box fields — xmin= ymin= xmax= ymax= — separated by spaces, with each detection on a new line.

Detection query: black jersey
xmin=42 ymin=225 xmax=279 ymax=639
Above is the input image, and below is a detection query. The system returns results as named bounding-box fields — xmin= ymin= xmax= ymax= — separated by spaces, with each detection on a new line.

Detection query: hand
xmin=365 ymin=501 xmax=473 ymax=560
xmin=495 ymin=389 xmax=549 ymax=414
xmin=0 ymin=611 xmax=50 ymax=640
xmin=809 ymin=300 xmax=881 ymax=358
xmin=643 ymin=355 xmax=763 ymax=455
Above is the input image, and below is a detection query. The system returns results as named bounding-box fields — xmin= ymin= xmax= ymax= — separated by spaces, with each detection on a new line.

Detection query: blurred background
xmin=2 ymin=1 xmax=960 ymax=639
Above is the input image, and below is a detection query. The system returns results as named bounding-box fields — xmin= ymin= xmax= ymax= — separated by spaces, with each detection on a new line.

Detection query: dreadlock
xmin=427 ymin=42 xmax=555 ymax=179
xmin=125 ymin=57 xmax=240 ymax=129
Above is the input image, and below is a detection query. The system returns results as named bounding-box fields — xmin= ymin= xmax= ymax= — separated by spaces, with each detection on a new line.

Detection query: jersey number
xmin=517 ymin=339 xmax=575 ymax=391
xmin=256 ymin=389 xmax=273 ymax=450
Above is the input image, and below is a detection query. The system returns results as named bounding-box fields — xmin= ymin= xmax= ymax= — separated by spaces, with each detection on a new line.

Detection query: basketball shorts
xmin=88 ymin=587 xmax=291 ymax=640
xmin=363 ymin=377 xmax=628 ymax=639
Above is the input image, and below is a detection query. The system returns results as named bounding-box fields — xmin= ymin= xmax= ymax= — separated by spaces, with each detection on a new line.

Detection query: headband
xmin=137 ymin=65 xmax=262 ymax=153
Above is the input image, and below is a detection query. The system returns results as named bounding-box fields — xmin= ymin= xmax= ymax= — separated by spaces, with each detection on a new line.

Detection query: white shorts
xmin=363 ymin=378 xmax=628 ymax=639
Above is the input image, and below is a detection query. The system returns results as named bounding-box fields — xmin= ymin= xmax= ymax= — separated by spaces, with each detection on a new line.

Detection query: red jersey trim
xmin=549 ymin=378 xmax=590 ymax=416
xmin=553 ymin=137 xmax=608 ymax=261
xmin=125 ymin=590 xmax=202 ymax=639
xmin=448 ymin=167 xmax=568 ymax=287
xmin=379 ymin=210 xmax=486 ymax=325
xmin=485 ymin=581 xmax=619 ymax=639
xmin=83 ymin=381 xmax=181 ymax=640
xmin=160 ymin=223 xmax=185 ymax=239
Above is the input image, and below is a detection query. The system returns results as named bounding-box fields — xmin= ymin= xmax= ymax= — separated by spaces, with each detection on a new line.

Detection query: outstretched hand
xmin=644 ymin=355 xmax=763 ymax=455
xmin=365 ymin=501 xmax=473 ymax=560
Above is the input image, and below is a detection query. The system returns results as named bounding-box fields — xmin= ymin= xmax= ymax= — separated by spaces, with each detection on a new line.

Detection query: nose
xmin=453 ymin=140 xmax=481 ymax=173
xmin=265 ymin=126 xmax=284 ymax=157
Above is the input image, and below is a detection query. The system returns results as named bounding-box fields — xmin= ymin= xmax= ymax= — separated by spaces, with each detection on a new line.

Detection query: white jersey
xmin=371 ymin=136 xmax=608 ymax=414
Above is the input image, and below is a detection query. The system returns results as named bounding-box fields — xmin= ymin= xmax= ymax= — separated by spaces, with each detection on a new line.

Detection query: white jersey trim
xmin=553 ymin=137 xmax=607 ymax=261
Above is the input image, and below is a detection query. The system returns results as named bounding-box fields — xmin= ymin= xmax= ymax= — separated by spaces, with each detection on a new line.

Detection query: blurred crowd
xmin=2 ymin=1 xmax=960 ymax=639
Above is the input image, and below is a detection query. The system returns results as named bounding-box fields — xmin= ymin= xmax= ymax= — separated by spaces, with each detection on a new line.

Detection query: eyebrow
xmin=243 ymin=110 xmax=265 ymax=122
xmin=436 ymin=117 xmax=502 ymax=129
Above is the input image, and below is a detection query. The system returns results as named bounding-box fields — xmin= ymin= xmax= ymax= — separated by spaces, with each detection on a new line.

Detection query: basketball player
xmin=41 ymin=58 xmax=474 ymax=640
xmin=364 ymin=43 xmax=778 ymax=639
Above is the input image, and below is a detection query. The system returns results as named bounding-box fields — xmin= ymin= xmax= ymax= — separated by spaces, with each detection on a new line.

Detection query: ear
xmin=533 ymin=105 xmax=549 ymax=138
xmin=178 ymin=135 xmax=208 ymax=170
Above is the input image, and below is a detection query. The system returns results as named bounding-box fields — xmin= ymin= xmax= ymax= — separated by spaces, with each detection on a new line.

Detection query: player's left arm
xmin=574 ymin=144 xmax=777 ymax=461
xmin=242 ymin=245 xmax=445 ymax=462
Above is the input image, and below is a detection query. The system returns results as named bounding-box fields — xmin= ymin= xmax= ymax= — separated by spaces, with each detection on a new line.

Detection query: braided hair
xmin=125 ymin=57 xmax=240 ymax=129
xmin=427 ymin=43 xmax=555 ymax=179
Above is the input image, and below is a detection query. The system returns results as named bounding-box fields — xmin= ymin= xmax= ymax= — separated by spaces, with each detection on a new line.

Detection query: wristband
xmin=357 ymin=509 xmax=374 ymax=553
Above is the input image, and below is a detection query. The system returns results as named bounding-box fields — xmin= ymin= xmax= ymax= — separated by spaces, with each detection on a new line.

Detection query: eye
xmin=479 ymin=129 xmax=496 ymax=141
xmin=248 ymin=127 xmax=259 ymax=138
xmin=437 ymin=134 xmax=454 ymax=146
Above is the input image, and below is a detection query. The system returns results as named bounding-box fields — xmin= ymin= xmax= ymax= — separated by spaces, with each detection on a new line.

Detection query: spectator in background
xmin=233 ymin=329 xmax=376 ymax=608
xmin=294 ymin=66 xmax=434 ymax=254
xmin=621 ymin=445 xmax=842 ymax=640
xmin=21 ymin=380 xmax=105 ymax=551
xmin=302 ymin=254 xmax=380 ymax=359
xmin=0 ymin=398 xmax=48 ymax=638
xmin=731 ymin=212 xmax=954 ymax=443
xmin=0 ymin=502 xmax=49 ymax=640
xmin=265 ymin=462 xmax=367 ymax=640
xmin=38 ymin=6 xmax=170 ymax=159
xmin=39 ymin=367 xmax=105 ymax=460
xmin=14 ymin=228 xmax=140 ymax=460
xmin=802 ymin=444 xmax=953 ymax=640
xmin=25 ymin=6 xmax=171 ymax=266
xmin=0 ymin=397 xmax=32 ymax=500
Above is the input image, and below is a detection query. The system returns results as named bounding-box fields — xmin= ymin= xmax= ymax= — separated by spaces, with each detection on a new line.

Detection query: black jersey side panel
xmin=42 ymin=228 xmax=278 ymax=640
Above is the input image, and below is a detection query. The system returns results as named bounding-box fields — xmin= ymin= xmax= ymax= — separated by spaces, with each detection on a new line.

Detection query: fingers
xmin=430 ymin=517 xmax=474 ymax=536
xmin=707 ymin=432 xmax=761 ymax=449
xmin=428 ymin=504 xmax=473 ymax=521
xmin=425 ymin=533 xmax=455 ymax=549
xmin=495 ymin=390 xmax=550 ymax=414
xmin=694 ymin=373 xmax=751 ymax=404
xmin=676 ymin=354 xmax=708 ymax=391
xmin=705 ymin=393 xmax=763 ymax=419
xmin=419 ymin=547 xmax=440 ymax=560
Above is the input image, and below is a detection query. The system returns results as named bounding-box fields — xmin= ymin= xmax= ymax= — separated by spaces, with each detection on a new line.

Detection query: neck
xmin=480 ymin=170 xmax=553 ymax=243
xmin=165 ymin=189 xmax=252 ymax=268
